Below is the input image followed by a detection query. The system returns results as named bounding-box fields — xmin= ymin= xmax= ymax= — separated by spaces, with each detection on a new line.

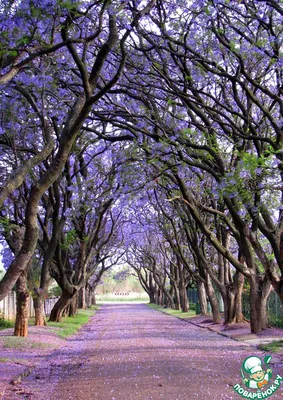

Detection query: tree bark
xmin=225 ymin=284 xmax=235 ymax=325
xmin=205 ymin=274 xmax=221 ymax=323
xmin=179 ymin=284 xmax=189 ymax=312
xmin=49 ymin=291 xmax=74 ymax=322
xmin=14 ymin=270 xmax=29 ymax=337
xmin=233 ymin=271 xmax=246 ymax=323
xmin=69 ymin=294 xmax=78 ymax=317
xmin=173 ymin=282 xmax=181 ymax=310
xmin=91 ymin=291 xmax=97 ymax=306
xmin=154 ymin=289 xmax=159 ymax=305
xmin=148 ymin=290 xmax=155 ymax=304
xmin=33 ymin=293 xmax=47 ymax=326
xmin=197 ymin=280 xmax=208 ymax=314
xmin=162 ymin=288 xmax=175 ymax=309
xmin=78 ymin=286 xmax=86 ymax=309
xmin=85 ymin=285 xmax=90 ymax=308
xmin=158 ymin=289 xmax=164 ymax=306
xmin=249 ymin=276 xmax=271 ymax=333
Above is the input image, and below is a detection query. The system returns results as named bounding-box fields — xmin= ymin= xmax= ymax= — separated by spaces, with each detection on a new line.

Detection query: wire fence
xmin=187 ymin=288 xmax=198 ymax=304
xmin=188 ymin=288 xmax=283 ymax=323
xmin=242 ymin=290 xmax=283 ymax=321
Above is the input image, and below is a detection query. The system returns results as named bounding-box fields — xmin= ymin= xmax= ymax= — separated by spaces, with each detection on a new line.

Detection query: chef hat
xmin=243 ymin=356 xmax=263 ymax=375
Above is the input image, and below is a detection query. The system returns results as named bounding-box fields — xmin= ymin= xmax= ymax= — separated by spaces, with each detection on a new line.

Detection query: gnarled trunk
xmin=49 ymin=291 xmax=74 ymax=322
xmin=249 ymin=276 xmax=271 ymax=333
xmin=69 ymin=294 xmax=78 ymax=317
xmin=223 ymin=270 xmax=246 ymax=325
xmin=163 ymin=289 xmax=175 ymax=309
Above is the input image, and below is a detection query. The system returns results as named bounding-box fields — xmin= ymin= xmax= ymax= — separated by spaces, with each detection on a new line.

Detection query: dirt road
xmin=11 ymin=304 xmax=283 ymax=399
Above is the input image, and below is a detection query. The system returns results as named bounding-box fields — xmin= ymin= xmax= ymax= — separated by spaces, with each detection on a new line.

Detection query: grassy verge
xmin=147 ymin=303 xmax=196 ymax=319
xmin=2 ymin=336 xmax=50 ymax=350
xmin=47 ymin=306 xmax=98 ymax=338
xmin=259 ymin=340 xmax=283 ymax=353
xmin=0 ymin=307 xmax=99 ymax=352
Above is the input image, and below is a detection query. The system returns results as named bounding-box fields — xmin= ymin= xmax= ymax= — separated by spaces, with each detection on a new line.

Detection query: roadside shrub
xmin=268 ymin=315 xmax=283 ymax=329
xmin=0 ymin=317 xmax=14 ymax=330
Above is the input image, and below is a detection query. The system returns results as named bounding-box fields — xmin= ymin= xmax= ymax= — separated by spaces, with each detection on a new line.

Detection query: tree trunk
xmin=222 ymin=257 xmax=246 ymax=325
xmin=172 ymin=282 xmax=180 ymax=310
xmin=147 ymin=290 xmax=155 ymax=304
xmin=69 ymin=294 xmax=78 ymax=317
xmin=154 ymin=289 xmax=159 ymax=305
xmin=14 ymin=270 xmax=29 ymax=337
xmin=49 ymin=291 xmax=73 ymax=322
xmin=179 ymin=284 xmax=188 ymax=312
xmin=159 ymin=289 xmax=164 ymax=306
xmin=33 ymin=293 xmax=47 ymax=326
xmin=85 ymin=286 xmax=90 ymax=308
xmin=91 ymin=291 xmax=97 ymax=306
xmin=233 ymin=271 xmax=246 ymax=323
xmin=226 ymin=286 xmax=235 ymax=324
xmin=221 ymin=292 xmax=230 ymax=324
xmin=78 ymin=286 xmax=86 ymax=309
xmin=249 ymin=276 xmax=271 ymax=333
xmin=197 ymin=280 xmax=208 ymax=314
xmin=205 ymin=274 xmax=221 ymax=323
xmin=163 ymin=289 xmax=175 ymax=309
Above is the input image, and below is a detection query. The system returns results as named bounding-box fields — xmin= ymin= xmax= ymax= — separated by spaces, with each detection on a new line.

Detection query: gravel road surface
xmin=10 ymin=304 xmax=283 ymax=400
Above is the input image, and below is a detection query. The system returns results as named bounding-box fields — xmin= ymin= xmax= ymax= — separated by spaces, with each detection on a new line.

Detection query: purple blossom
xmin=228 ymin=191 xmax=238 ymax=199
xmin=240 ymin=170 xmax=251 ymax=179
xmin=255 ymin=167 xmax=263 ymax=175
xmin=0 ymin=246 xmax=14 ymax=271
xmin=271 ymin=159 xmax=280 ymax=168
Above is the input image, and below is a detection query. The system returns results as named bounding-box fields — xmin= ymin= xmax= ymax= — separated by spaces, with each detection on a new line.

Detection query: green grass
xmin=0 ymin=357 xmax=9 ymax=362
xmin=259 ymin=340 xmax=283 ymax=353
xmin=147 ymin=303 xmax=196 ymax=319
xmin=268 ymin=315 xmax=283 ymax=329
xmin=0 ymin=318 xmax=14 ymax=330
xmin=47 ymin=307 xmax=98 ymax=338
xmin=2 ymin=337 xmax=50 ymax=350
xmin=0 ymin=307 xmax=98 ymax=350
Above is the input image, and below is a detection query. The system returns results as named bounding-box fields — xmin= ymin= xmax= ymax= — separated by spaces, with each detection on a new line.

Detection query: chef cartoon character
xmin=242 ymin=356 xmax=272 ymax=389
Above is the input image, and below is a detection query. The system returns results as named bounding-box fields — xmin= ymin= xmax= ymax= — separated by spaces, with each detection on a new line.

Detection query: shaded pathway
xmin=17 ymin=304 xmax=283 ymax=399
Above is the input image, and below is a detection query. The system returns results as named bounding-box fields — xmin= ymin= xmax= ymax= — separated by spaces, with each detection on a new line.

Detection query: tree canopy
xmin=0 ymin=0 xmax=282 ymax=334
